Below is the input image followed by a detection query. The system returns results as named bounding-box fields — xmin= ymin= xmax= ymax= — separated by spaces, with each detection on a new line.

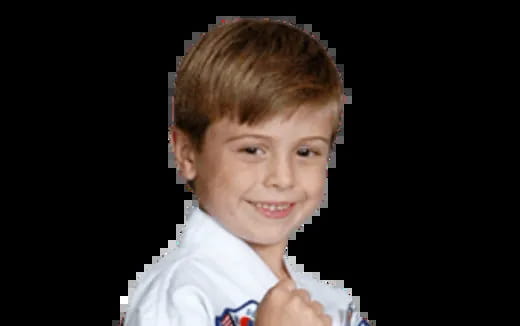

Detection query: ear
xmin=169 ymin=127 xmax=176 ymax=153
xmin=171 ymin=126 xmax=198 ymax=182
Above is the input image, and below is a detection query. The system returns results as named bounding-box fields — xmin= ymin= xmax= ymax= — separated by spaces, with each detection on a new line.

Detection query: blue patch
xmin=358 ymin=319 xmax=371 ymax=326
xmin=215 ymin=300 xmax=259 ymax=326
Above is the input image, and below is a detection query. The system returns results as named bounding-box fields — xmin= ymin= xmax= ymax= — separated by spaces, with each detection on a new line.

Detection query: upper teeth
xmin=254 ymin=202 xmax=290 ymax=211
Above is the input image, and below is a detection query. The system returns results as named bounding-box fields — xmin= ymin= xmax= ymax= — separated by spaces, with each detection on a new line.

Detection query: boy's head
xmin=172 ymin=18 xmax=343 ymax=246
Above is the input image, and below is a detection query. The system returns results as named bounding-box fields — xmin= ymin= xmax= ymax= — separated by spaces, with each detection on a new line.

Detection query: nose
xmin=264 ymin=154 xmax=295 ymax=190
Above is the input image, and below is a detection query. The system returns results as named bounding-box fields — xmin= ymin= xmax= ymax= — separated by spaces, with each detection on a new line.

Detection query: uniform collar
xmin=181 ymin=206 xmax=299 ymax=290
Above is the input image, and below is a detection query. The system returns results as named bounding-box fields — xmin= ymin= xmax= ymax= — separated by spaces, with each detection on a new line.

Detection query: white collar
xmin=181 ymin=206 xmax=299 ymax=288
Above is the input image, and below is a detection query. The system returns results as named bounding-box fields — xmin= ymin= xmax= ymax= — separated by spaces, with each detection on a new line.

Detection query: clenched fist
xmin=255 ymin=278 xmax=332 ymax=326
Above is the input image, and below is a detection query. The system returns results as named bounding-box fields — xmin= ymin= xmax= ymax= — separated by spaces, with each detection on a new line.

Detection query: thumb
xmin=276 ymin=277 xmax=297 ymax=292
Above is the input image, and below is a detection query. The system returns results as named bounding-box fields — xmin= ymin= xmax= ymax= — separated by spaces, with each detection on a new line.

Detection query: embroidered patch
xmin=215 ymin=300 xmax=259 ymax=326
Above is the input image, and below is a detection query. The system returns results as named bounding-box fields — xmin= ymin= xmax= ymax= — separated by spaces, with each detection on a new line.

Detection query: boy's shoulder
xmin=127 ymin=247 xmax=218 ymax=314
xmin=137 ymin=246 xmax=216 ymax=291
xmin=125 ymin=248 xmax=221 ymax=325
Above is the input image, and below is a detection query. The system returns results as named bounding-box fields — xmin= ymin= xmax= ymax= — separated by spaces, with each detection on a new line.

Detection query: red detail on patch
xmin=240 ymin=316 xmax=252 ymax=326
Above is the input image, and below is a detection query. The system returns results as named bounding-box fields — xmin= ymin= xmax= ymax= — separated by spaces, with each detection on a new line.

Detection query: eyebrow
xmin=225 ymin=134 xmax=330 ymax=144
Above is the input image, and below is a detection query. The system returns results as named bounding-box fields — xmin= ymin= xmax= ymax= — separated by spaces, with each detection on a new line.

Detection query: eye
xmin=297 ymin=147 xmax=320 ymax=157
xmin=240 ymin=146 xmax=264 ymax=155
xmin=239 ymin=146 xmax=320 ymax=157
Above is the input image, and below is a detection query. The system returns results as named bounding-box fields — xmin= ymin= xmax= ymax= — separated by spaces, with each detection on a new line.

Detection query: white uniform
xmin=125 ymin=207 xmax=368 ymax=326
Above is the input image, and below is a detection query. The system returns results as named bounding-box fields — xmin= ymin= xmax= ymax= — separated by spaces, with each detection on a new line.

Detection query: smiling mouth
xmin=248 ymin=200 xmax=294 ymax=208
xmin=247 ymin=201 xmax=296 ymax=219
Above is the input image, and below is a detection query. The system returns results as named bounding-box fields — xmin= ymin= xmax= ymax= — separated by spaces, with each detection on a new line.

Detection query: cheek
xmin=214 ymin=161 xmax=257 ymax=193
xmin=299 ymin=164 xmax=327 ymax=182
xmin=233 ymin=169 xmax=260 ymax=190
xmin=299 ymin=168 xmax=327 ymax=195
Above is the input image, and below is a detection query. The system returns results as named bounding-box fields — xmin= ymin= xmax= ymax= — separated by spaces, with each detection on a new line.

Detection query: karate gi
xmin=125 ymin=206 xmax=368 ymax=326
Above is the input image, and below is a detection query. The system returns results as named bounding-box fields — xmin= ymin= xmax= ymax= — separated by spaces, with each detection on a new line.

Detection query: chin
xmin=245 ymin=234 xmax=287 ymax=246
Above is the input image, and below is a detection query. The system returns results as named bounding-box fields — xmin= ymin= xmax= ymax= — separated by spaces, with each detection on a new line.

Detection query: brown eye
xmin=241 ymin=147 xmax=261 ymax=155
xmin=297 ymin=147 xmax=319 ymax=157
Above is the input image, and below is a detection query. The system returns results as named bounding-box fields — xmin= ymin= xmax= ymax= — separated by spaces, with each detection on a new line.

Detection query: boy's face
xmin=175 ymin=103 xmax=336 ymax=246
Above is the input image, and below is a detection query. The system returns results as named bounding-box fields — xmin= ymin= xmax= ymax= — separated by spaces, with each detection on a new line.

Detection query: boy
xmin=126 ymin=18 xmax=367 ymax=326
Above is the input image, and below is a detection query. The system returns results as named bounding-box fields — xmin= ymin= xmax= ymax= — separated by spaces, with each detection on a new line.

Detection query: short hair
xmin=173 ymin=18 xmax=344 ymax=192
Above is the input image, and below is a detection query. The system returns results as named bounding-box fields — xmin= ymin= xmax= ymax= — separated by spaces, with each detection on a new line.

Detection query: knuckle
xmin=269 ymin=286 xmax=280 ymax=295
xmin=288 ymin=293 xmax=301 ymax=303
xmin=288 ymin=293 xmax=306 ymax=308
xmin=311 ymin=300 xmax=324 ymax=312
xmin=322 ymin=314 xmax=333 ymax=326
xmin=295 ymin=289 xmax=311 ymax=300
xmin=269 ymin=288 xmax=285 ymax=301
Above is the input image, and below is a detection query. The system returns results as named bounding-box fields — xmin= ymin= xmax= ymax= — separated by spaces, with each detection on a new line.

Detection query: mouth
xmin=247 ymin=200 xmax=296 ymax=219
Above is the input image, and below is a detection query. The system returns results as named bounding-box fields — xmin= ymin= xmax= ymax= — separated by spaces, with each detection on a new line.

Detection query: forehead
xmin=208 ymin=103 xmax=338 ymax=141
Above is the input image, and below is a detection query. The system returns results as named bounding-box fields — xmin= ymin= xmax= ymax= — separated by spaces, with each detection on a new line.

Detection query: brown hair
xmin=173 ymin=18 xmax=344 ymax=192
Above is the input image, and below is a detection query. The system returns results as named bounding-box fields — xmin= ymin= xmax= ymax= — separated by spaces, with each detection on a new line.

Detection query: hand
xmin=255 ymin=278 xmax=332 ymax=326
